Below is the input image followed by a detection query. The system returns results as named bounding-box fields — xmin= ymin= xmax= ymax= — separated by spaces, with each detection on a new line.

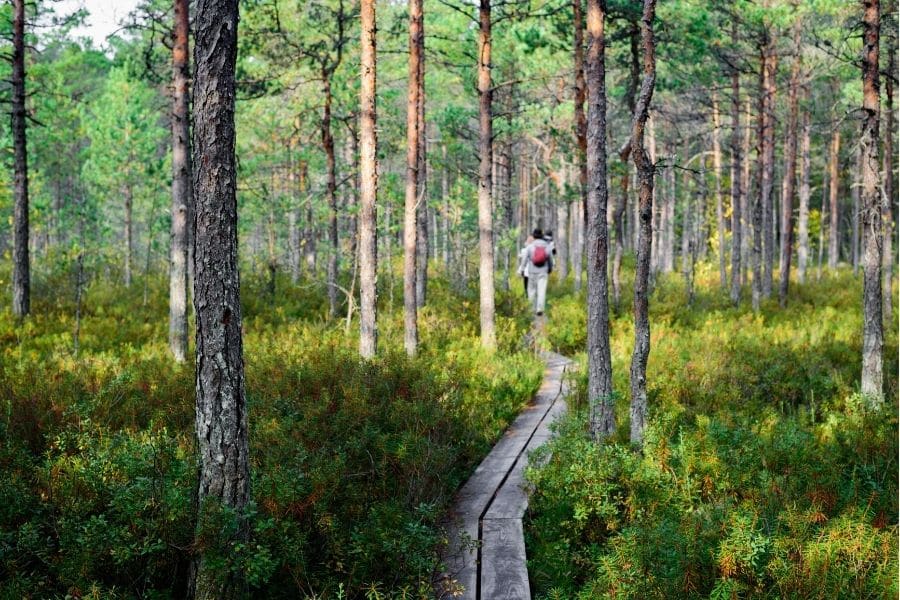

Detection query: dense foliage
xmin=0 ymin=267 xmax=543 ymax=598
xmin=526 ymin=270 xmax=898 ymax=599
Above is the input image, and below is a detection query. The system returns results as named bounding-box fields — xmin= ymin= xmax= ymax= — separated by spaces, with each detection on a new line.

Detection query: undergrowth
xmin=0 ymin=264 xmax=543 ymax=599
xmin=526 ymin=265 xmax=898 ymax=599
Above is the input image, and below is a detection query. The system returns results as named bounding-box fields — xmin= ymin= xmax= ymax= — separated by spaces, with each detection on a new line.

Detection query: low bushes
xmin=526 ymin=268 xmax=898 ymax=599
xmin=0 ymin=268 xmax=543 ymax=598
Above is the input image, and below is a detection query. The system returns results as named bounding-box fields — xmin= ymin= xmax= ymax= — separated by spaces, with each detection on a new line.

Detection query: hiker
xmin=517 ymin=234 xmax=533 ymax=297
xmin=524 ymin=228 xmax=552 ymax=316
xmin=544 ymin=230 xmax=556 ymax=256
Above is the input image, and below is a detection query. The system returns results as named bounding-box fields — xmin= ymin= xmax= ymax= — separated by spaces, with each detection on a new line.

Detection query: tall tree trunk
xmin=557 ymin=200 xmax=569 ymax=280
xmin=712 ymin=90 xmax=726 ymax=290
xmin=827 ymin=125 xmax=841 ymax=269
xmin=124 ymin=184 xmax=133 ymax=287
xmin=760 ymin=34 xmax=777 ymax=299
xmin=288 ymin=141 xmax=301 ymax=283
xmin=882 ymin=39 xmax=894 ymax=324
xmin=190 ymin=1 xmax=250 ymax=597
xmin=665 ymin=160 xmax=675 ymax=272
xmin=477 ymin=0 xmax=496 ymax=349
xmin=852 ymin=146 xmax=862 ymax=274
xmin=586 ymin=0 xmax=615 ymax=441
xmin=752 ymin=41 xmax=770 ymax=311
xmin=573 ymin=0 xmax=588 ymax=292
xmin=169 ymin=0 xmax=191 ymax=363
xmin=797 ymin=100 xmax=811 ymax=283
xmin=359 ymin=0 xmax=378 ymax=359
xmin=415 ymin=16 xmax=428 ymax=309
xmin=741 ymin=97 xmax=752 ymax=288
xmin=729 ymin=64 xmax=743 ymax=305
xmin=860 ymin=0 xmax=883 ymax=400
xmin=628 ymin=0 xmax=657 ymax=447
xmin=11 ymin=0 xmax=29 ymax=317
xmin=570 ymin=199 xmax=581 ymax=280
xmin=817 ymin=163 xmax=828 ymax=280
xmin=778 ymin=18 xmax=801 ymax=306
xmin=323 ymin=74 xmax=339 ymax=316
xmin=442 ymin=144 xmax=450 ymax=268
xmin=346 ymin=128 xmax=360 ymax=268
xmin=502 ymin=142 xmax=514 ymax=288
xmin=301 ymin=162 xmax=316 ymax=272
xmin=403 ymin=0 xmax=421 ymax=356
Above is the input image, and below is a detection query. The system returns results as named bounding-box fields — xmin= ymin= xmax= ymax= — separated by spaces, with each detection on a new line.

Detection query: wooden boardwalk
xmin=436 ymin=351 xmax=572 ymax=600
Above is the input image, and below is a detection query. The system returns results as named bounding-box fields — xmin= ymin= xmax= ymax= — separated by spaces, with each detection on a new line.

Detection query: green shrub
xmin=527 ymin=267 xmax=898 ymax=599
xmin=0 ymin=265 xmax=543 ymax=598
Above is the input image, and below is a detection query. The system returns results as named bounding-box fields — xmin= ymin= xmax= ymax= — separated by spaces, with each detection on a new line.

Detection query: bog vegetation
xmin=1 ymin=267 xmax=543 ymax=597
xmin=527 ymin=268 xmax=898 ymax=599
xmin=0 ymin=0 xmax=896 ymax=598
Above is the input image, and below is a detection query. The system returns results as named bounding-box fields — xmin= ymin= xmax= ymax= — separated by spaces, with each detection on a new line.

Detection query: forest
xmin=0 ymin=0 xmax=897 ymax=598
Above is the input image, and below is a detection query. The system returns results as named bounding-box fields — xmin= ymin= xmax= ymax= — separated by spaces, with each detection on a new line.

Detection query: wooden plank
xmin=437 ymin=351 xmax=574 ymax=600
xmin=480 ymin=518 xmax=530 ymax=600
xmin=484 ymin=465 xmax=530 ymax=520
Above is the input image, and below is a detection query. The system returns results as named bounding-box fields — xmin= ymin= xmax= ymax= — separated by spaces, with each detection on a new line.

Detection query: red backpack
xmin=531 ymin=244 xmax=548 ymax=267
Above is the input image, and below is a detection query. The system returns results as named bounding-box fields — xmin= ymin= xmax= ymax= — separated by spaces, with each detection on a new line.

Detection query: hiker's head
xmin=532 ymin=228 xmax=543 ymax=239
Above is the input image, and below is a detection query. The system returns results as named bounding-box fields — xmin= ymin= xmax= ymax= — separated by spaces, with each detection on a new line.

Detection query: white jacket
xmin=523 ymin=239 xmax=551 ymax=276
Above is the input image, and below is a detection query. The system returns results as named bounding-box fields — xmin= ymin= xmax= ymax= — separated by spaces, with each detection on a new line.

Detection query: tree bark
xmin=752 ymin=39 xmax=772 ymax=311
xmin=586 ymin=0 xmax=615 ymax=441
xmin=441 ymin=144 xmax=450 ymax=267
xmin=827 ymin=125 xmax=841 ymax=269
xmin=741 ymin=97 xmax=752 ymax=288
xmin=760 ymin=34 xmax=777 ymax=299
xmin=416 ymin=20 xmax=428 ymax=309
xmin=359 ymin=0 xmax=378 ymax=359
xmin=557 ymin=200 xmax=569 ymax=280
xmin=323 ymin=74 xmax=339 ymax=316
xmin=574 ymin=0 xmax=588 ymax=292
xmin=852 ymin=145 xmax=862 ymax=275
xmin=124 ymin=184 xmax=133 ymax=287
xmin=712 ymin=90 xmax=726 ymax=290
xmin=665 ymin=160 xmax=675 ymax=272
xmin=778 ymin=18 xmax=801 ymax=306
xmin=882 ymin=39 xmax=894 ymax=324
xmin=169 ymin=0 xmax=191 ymax=363
xmin=628 ymin=0 xmax=657 ymax=447
xmin=860 ymin=0 xmax=883 ymax=400
xmin=190 ymin=1 xmax=250 ymax=597
xmin=817 ymin=162 xmax=828 ymax=280
xmin=477 ymin=0 xmax=496 ymax=349
xmin=797 ymin=98 xmax=811 ymax=284
xmin=11 ymin=0 xmax=30 ymax=317
xmin=729 ymin=65 xmax=743 ymax=305
xmin=403 ymin=0 xmax=421 ymax=356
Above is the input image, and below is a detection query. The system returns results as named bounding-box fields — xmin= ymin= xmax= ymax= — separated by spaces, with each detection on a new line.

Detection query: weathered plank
xmin=436 ymin=351 xmax=572 ymax=600
xmin=480 ymin=519 xmax=530 ymax=600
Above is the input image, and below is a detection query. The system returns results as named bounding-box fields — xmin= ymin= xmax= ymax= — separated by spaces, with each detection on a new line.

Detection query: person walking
xmin=524 ymin=228 xmax=552 ymax=316
xmin=517 ymin=234 xmax=534 ymax=297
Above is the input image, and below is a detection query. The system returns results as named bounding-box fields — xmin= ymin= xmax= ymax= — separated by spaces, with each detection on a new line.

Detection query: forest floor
xmin=0 ymin=262 xmax=896 ymax=600
xmin=525 ymin=264 xmax=898 ymax=599
xmin=0 ymin=267 xmax=544 ymax=599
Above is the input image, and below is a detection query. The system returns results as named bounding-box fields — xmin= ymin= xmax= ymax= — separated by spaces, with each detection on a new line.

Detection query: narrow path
xmin=437 ymin=351 xmax=572 ymax=600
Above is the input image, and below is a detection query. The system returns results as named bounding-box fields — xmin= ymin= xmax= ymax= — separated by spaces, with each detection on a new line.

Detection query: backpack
xmin=531 ymin=244 xmax=548 ymax=267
